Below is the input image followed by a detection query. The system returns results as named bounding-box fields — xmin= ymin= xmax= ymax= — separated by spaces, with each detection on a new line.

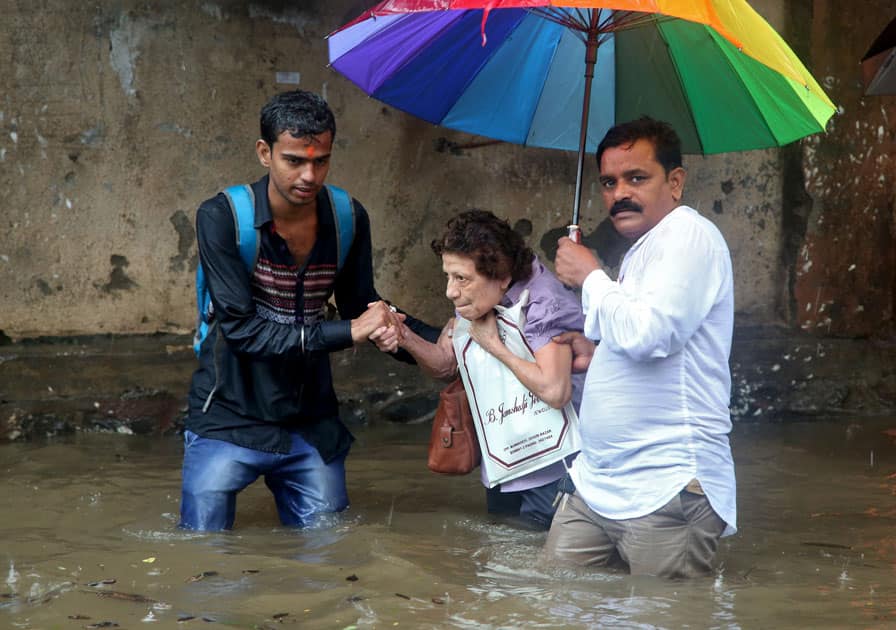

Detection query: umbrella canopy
xmin=328 ymin=1 xmax=836 ymax=224
xmin=861 ymin=15 xmax=896 ymax=95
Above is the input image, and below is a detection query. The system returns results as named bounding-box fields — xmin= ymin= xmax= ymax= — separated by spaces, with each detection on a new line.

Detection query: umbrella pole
xmin=571 ymin=15 xmax=600 ymax=235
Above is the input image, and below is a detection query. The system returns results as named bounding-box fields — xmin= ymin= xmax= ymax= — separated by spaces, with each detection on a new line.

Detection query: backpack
xmin=193 ymin=184 xmax=356 ymax=357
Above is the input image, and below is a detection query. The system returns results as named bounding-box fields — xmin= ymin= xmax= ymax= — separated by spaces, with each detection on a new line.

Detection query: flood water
xmin=2 ymin=414 xmax=895 ymax=629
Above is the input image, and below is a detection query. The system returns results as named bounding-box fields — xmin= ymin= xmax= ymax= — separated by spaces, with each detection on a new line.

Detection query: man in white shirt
xmin=546 ymin=117 xmax=736 ymax=578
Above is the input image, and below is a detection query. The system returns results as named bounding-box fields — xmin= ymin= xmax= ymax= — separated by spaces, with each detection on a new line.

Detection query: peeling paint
xmin=80 ymin=125 xmax=105 ymax=146
xmin=109 ymin=15 xmax=146 ymax=97
xmin=157 ymin=122 xmax=192 ymax=138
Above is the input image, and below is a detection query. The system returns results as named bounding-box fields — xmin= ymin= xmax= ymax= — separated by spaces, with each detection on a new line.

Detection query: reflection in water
xmin=1 ymin=419 xmax=895 ymax=628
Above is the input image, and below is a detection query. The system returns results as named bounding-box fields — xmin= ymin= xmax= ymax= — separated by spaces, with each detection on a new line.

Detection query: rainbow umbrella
xmin=328 ymin=1 xmax=836 ymax=226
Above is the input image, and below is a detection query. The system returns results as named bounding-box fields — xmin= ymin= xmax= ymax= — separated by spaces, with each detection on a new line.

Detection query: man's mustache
xmin=610 ymin=200 xmax=643 ymax=216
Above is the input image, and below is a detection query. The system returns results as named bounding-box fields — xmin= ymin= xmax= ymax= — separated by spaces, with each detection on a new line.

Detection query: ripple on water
xmin=121 ymin=527 xmax=207 ymax=542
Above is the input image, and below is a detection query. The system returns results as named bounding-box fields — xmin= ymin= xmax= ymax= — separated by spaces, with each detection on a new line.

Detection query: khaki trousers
xmin=542 ymin=488 xmax=726 ymax=578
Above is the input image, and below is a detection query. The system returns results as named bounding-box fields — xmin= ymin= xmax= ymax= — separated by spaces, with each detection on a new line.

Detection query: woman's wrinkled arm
xmin=469 ymin=312 xmax=573 ymax=409
xmin=382 ymin=318 xmax=457 ymax=382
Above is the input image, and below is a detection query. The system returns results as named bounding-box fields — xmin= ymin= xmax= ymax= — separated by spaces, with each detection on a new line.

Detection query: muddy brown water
xmin=2 ymin=417 xmax=895 ymax=629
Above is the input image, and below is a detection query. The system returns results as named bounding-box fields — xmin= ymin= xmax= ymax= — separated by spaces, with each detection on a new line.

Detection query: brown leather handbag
xmin=427 ymin=377 xmax=481 ymax=474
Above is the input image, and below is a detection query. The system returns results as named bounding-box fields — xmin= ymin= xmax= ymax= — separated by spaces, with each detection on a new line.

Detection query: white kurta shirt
xmin=570 ymin=205 xmax=737 ymax=536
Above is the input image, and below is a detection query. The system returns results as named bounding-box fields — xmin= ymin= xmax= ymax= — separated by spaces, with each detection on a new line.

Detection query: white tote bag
xmin=452 ymin=290 xmax=580 ymax=488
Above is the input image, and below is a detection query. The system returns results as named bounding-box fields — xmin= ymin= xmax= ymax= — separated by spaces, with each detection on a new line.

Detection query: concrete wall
xmin=796 ymin=0 xmax=896 ymax=337
xmin=0 ymin=0 xmax=891 ymax=339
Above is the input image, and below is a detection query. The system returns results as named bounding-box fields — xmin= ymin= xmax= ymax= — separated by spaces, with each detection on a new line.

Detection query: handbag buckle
xmin=440 ymin=425 xmax=453 ymax=447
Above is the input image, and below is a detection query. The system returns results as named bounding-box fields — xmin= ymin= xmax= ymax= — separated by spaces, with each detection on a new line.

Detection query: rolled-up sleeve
xmin=524 ymin=291 xmax=585 ymax=352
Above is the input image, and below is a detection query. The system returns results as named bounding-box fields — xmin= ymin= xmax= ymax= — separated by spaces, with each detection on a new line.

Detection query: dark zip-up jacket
xmin=187 ymin=176 xmax=438 ymax=460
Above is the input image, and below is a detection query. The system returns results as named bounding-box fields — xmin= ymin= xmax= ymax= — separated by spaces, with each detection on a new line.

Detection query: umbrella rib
xmin=575 ymin=8 xmax=589 ymax=30
xmin=525 ymin=8 xmax=667 ymax=38
xmin=603 ymin=11 xmax=665 ymax=33
xmin=528 ymin=8 xmax=588 ymax=33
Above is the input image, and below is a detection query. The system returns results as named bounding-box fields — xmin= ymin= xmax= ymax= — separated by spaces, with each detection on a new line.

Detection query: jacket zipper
xmin=202 ymin=322 xmax=224 ymax=413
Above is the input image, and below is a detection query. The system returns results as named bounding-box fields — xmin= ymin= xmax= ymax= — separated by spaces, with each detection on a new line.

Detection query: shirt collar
xmin=502 ymin=256 xmax=543 ymax=306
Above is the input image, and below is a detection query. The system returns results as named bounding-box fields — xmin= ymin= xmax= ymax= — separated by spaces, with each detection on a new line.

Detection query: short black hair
xmin=596 ymin=117 xmax=682 ymax=175
xmin=259 ymin=90 xmax=336 ymax=146
xmin=431 ymin=209 xmax=534 ymax=284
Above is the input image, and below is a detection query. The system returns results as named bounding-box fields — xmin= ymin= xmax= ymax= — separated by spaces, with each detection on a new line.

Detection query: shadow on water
xmin=2 ymin=415 xmax=896 ymax=629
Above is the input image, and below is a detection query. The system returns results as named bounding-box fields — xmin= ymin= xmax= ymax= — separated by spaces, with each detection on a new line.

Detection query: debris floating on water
xmin=801 ymin=541 xmax=852 ymax=550
xmin=86 ymin=589 xmax=156 ymax=604
xmin=86 ymin=579 xmax=116 ymax=587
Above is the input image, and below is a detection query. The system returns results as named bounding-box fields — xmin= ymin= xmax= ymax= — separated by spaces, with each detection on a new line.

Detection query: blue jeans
xmin=485 ymin=479 xmax=561 ymax=530
xmin=179 ymin=430 xmax=348 ymax=531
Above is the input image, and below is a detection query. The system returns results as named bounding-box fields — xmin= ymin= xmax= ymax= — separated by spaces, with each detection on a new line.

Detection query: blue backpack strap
xmin=194 ymin=263 xmax=212 ymax=357
xmin=325 ymin=184 xmax=355 ymax=272
xmin=193 ymin=185 xmax=258 ymax=357
xmin=222 ymin=184 xmax=259 ymax=272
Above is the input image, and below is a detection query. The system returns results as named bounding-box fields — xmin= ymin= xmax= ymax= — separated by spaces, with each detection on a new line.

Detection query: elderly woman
xmin=376 ymin=209 xmax=585 ymax=529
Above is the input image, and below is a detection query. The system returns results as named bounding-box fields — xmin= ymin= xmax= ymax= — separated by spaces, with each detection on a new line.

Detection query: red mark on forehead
xmin=306 ymin=145 xmax=316 ymax=158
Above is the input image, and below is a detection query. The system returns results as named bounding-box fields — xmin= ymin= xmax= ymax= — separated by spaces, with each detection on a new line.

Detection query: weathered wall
xmin=0 ymin=0 xmax=889 ymax=340
xmin=796 ymin=0 xmax=896 ymax=337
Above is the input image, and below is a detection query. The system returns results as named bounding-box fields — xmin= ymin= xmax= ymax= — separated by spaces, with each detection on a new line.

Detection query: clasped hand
xmin=351 ymin=301 xmax=405 ymax=345
xmin=369 ymin=317 xmax=406 ymax=353
xmin=468 ymin=310 xmax=502 ymax=355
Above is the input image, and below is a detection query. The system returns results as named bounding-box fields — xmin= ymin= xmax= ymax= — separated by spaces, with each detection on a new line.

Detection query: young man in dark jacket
xmin=182 ymin=90 xmax=436 ymax=531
